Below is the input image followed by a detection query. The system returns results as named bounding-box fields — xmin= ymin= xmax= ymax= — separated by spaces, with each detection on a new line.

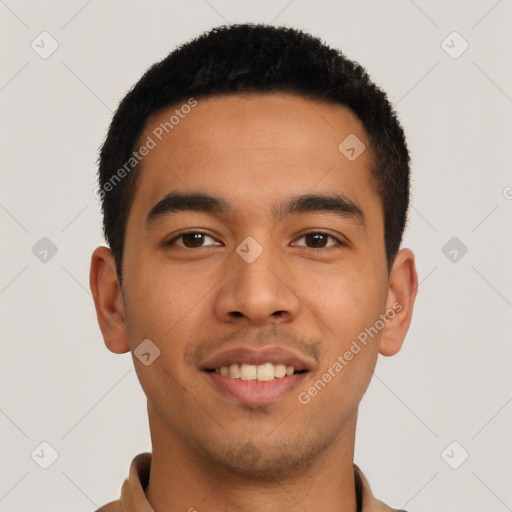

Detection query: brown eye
xmin=167 ymin=232 xmax=220 ymax=248
xmin=294 ymin=232 xmax=341 ymax=249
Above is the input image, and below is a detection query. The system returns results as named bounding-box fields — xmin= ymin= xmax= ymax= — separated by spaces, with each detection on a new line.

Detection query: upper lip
xmin=200 ymin=346 xmax=314 ymax=372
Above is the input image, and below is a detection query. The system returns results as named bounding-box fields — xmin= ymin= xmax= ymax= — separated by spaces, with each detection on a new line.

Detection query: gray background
xmin=1 ymin=1 xmax=511 ymax=511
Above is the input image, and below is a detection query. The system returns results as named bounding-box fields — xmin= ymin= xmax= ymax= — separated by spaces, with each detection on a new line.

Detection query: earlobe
xmin=379 ymin=248 xmax=418 ymax=357
xmin=89 ymin=246 xmax=131 ymax=354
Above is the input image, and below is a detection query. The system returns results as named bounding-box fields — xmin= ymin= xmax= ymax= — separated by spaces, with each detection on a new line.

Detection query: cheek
xmin=132 ymin=359 xmax=199 ymax=439
xmin=302 ymin=266 xmax=386 ymax=402
xmin=296 ymin=346 xmax=377 ymax=437
xmin=123 ymin=255 xmax=209 ymax=339
xmin=307 ymin=269 xmax=386 ymax=416
xmin=307 ymin=264 xmax=388 ymax=342
xmin=122 ymin=261 xmax=215 ymax=388
xmin=296 ymin=274 xmax=384 ymax=422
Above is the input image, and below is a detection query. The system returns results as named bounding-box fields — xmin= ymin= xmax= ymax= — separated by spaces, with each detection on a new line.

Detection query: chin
xmin=200 ymin=433 xmax=330 ymax=481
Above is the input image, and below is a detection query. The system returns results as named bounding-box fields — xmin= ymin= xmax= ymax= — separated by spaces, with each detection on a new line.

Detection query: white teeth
xmin=229 ymin=363 xmax=240 ymax=378
xmin=256 ymin=363 xmax=274 ymax=381
xmin=215 ymin=363 xmax=300 ymax=381
xmin=274 ymin=364 xmax=287 ymax=378
xmin=240 ymin=364 xmax=257 ymax=381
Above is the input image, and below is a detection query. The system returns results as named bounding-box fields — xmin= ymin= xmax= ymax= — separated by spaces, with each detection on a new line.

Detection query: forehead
xmin=129 ymin=93 xmax=376 ymax=224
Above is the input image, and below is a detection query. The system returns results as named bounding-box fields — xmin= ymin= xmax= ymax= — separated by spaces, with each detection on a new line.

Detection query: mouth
xmin=204 ymin=362 xmax=308 ymax=381
xmin=200 ymin=347 xmax=313 ymax=405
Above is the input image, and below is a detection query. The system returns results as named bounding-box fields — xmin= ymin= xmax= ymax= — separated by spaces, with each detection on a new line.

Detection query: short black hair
xmin=97 ymin=23 xmax=410 ymax=284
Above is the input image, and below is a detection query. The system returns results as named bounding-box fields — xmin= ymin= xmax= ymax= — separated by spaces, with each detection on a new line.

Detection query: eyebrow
xmin=145 ymin=191 xmax=365 ymax=228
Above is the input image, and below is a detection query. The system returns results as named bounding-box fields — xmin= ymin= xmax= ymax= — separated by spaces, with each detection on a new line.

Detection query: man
xmin=90 ymin=23 xmax=417 ymax=511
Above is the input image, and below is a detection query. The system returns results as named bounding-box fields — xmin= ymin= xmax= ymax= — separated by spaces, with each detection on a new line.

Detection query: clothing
xmin=96 ymin=452 xmax=407 ymax=512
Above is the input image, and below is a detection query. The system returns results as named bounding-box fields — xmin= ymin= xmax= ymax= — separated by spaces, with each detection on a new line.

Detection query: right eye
xmin=165 ymin=231 xmax=221 ymax=249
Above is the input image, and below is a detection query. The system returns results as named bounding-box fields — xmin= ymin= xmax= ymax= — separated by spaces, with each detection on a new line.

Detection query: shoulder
xmin=93 ymin=452 xmax=152 ymax=512
xmin=94 ymin=500 xmax=122 ymax=512
xmin=354 ymin=463 xmax=410 ymax=512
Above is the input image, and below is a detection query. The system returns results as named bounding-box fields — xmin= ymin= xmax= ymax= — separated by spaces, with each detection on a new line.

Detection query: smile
xmin=206 ymin=362 xmax=307 ymax=381
xmin=200 ymin=345 xmax=314 ymax=404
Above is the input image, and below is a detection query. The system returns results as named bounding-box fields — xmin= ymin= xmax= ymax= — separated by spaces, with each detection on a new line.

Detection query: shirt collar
xmin=106 ymin=452 xmax=404 ymax=512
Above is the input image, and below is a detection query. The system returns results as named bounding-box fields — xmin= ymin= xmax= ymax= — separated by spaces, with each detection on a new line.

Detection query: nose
xmin=212 ymin=238 xmax=301 ymax=326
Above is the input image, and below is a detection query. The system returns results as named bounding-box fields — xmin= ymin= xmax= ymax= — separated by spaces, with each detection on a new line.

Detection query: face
xmin=91 ymin=92 xmax=417 ymax=479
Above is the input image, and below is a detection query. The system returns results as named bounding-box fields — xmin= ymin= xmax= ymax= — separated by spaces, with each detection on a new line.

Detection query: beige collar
xmin=97 ymin=452 xmax=406 ymax=512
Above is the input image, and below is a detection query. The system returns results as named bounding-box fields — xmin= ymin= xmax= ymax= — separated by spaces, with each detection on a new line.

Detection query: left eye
xmin=294 ymin=232 xmax=341 ymax=249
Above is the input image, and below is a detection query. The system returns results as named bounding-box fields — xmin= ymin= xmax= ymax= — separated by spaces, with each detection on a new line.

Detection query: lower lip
xmin=203 ymin=371 xmax=308 ymax=405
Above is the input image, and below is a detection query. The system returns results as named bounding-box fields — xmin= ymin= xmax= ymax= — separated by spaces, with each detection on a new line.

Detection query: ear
xmin=379 ymin=248 xmax=418 ymax=357
xmin=89 ymin=246 xmax=130 ymax=354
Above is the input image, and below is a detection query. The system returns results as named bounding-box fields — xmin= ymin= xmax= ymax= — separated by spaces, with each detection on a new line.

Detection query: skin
xmin=90 ymin=92 xmax=418 ymax=512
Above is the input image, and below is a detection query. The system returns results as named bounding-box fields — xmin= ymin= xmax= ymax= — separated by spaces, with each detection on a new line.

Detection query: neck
xmin=145 ymin=403 xmax=359 ymax=512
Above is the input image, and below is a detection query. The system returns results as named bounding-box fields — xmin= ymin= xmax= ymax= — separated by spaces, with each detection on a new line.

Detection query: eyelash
xmin=165 ymin=230 xmax=345 ymax=249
